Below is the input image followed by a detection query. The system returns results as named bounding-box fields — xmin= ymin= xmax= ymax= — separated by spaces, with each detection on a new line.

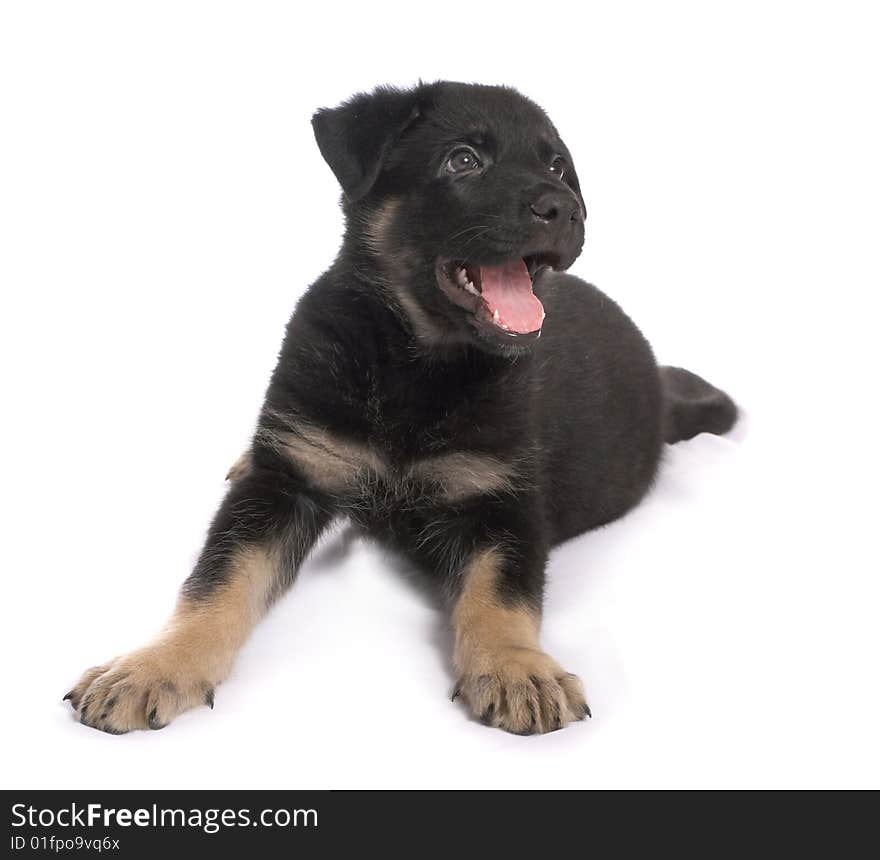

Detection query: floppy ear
xmin=312 ymin=86 xmax=421 ymax=202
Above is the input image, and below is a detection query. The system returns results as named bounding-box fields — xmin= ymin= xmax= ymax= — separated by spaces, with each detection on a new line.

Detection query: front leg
xmin=65 ymin=463 xmax=331 ymax=733
xmin=449 ymin=532 xmax=590 ymax=734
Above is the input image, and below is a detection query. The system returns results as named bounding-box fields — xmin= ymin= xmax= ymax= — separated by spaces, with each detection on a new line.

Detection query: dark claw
xmin=205 ymin=688 xmax=215 ymax=709
xmin=62 ymin=690 xmax=74 ymax=703
xmin=451 ymin=685 xmax=462 ymax=702
xmin=583 ymin=703 xmax=592 ymax=719
xmin=147 ymin=708 xmax=166 ymax=730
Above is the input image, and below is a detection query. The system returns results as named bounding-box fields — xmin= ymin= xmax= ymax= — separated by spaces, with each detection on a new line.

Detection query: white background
xmin=2 ymin=1 xmax=878 ymax=789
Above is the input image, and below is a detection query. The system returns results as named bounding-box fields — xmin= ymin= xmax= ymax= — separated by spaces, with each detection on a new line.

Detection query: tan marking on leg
xmin=453 ymin=547 xmax=540 ymax=668
xmin=226 ymin=450 xmax=253 ymax=481
xmin=410 ymin=452 xmax=517 ymax=502
xmin=68 ymin=546 xmax=277 ymax=734
xmin=452 ymin=547 xmax=588 ymax=734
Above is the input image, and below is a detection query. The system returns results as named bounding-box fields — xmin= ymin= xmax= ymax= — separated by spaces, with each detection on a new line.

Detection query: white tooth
xmin=456 ymin=268 xmax=468 ymax=286
xmin=541 ymin=309 xmax=546 ymax=320
xmin=493 ymin=309 xmax=500 ymax=323
xmin=501 ymin=322 xmax=510 ymax=330
xmin=464 ymin=282 xmax=479 ymax=295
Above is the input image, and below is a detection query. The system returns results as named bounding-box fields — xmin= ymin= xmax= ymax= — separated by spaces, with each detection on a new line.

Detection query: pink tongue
xmin=478 ymin=259 xmax=545 ymax=334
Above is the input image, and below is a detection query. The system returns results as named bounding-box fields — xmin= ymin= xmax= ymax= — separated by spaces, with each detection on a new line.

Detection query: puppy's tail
xmin=660 ymin=366 xmax=738 ymax=444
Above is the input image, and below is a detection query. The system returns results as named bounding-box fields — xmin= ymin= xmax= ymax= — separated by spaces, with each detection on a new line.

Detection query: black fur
xmin=192 ymin=81 xmax=732 ymax=603
xmin=194 ymin=81 xmax=735 ymax=618
xmin=70 ymin=81 xmax=737 ymax=735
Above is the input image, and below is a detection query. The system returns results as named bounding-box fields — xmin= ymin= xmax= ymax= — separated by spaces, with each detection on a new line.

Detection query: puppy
xmin=65 ymin=82 xmax=737 ymax=735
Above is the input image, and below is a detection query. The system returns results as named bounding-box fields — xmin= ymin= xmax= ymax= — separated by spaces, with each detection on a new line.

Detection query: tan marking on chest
xmin=263 ymin=423 xmax=389 ymax=493
xmin=261 ymin=412 xmax=518 ymax=502
xmin=408 ymin=451 xmax=517 ymax=502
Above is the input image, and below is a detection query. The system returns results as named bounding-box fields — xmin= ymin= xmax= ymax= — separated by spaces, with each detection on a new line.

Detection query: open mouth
xmin=435 ymin=253 xmax=560 ymax=338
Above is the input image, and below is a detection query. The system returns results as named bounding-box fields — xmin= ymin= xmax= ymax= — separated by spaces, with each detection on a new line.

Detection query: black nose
xmin=529 ymin=190 xmax=582 ymax=224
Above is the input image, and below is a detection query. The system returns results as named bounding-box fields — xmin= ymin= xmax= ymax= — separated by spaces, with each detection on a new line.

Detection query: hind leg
xmin=660 ymin=366 xmax=738 ymax=443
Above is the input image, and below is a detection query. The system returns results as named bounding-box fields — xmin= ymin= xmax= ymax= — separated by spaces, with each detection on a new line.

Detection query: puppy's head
xmin=312 ymin=82 xmax=586 ymax=353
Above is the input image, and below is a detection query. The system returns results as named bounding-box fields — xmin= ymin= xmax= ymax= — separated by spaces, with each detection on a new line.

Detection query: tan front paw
xmin=64 ymin=648 xmax=215 ymax=734
xmin=454 ymin=648 xmax=589 ymax=734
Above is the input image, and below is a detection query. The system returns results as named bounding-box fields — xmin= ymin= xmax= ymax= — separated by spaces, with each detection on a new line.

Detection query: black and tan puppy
xmin=65 ymin=82 xmax=736 ymax=735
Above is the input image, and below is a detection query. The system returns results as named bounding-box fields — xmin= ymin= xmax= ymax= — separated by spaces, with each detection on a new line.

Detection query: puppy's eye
xmin=549 ymin=156 xmax=566 ymax=179
xmin=446 ymin=147 xmax=482 ymax=174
